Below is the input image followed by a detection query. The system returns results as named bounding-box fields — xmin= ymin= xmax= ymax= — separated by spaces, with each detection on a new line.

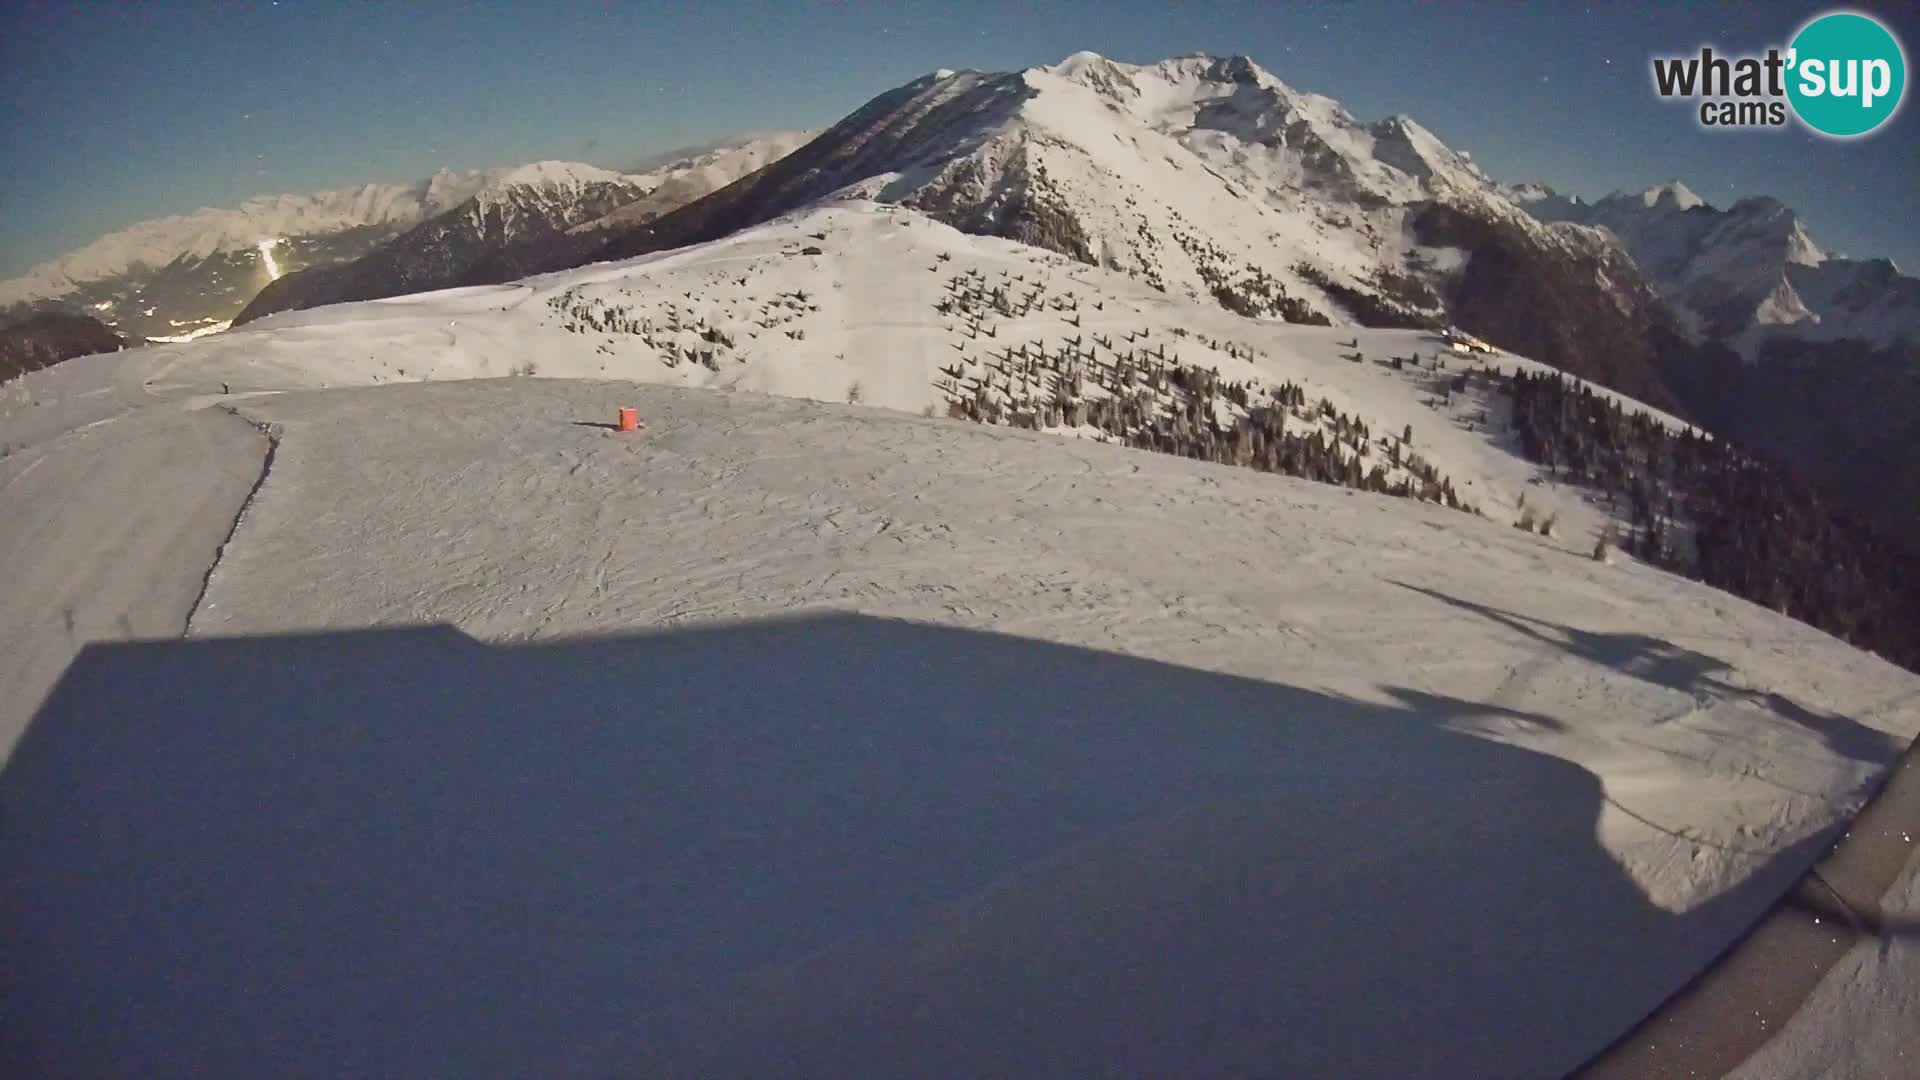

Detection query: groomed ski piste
xmin=3 ymin=202 xmax=1916 ymax=1077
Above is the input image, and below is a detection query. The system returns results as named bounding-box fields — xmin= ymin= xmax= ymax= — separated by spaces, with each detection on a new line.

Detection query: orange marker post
xmin=617 ymin=407 xmax=639 ymax=432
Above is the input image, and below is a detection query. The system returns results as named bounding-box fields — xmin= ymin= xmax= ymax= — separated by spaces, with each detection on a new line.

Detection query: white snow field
xmin=1728 ymin=850 xmax=1920 ymax=1080
xmin=3 ymin=203 xmax=1917 ymax=1077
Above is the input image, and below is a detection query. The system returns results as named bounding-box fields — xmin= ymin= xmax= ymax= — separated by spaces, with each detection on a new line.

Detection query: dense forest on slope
xmin=1497 ymin=368 xmax=1920 ymax=671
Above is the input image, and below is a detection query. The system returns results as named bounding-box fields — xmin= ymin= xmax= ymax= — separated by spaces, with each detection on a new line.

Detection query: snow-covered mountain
xmin=592 ymin=53 xmax=1687 ymax=409
xmin=1518 ymin=181 xmax=1920 ymax=348
xmin=233 ymin=133 xmax=815 ymax=326
xmin=612 ymin=53 xmax=1512 ymax=300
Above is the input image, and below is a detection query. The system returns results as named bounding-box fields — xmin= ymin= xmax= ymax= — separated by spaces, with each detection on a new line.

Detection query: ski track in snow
xmin=0 ymin=400 xmax=268 ymax=758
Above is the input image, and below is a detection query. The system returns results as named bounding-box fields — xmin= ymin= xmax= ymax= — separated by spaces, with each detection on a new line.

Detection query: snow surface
xmin=2 ymin=199 xmax=1916 ymax=1076
xmin=1727 ymin=846 xmax=1920 ymax=1079
xmin=0 ymin=382 xmax=268 ymax=766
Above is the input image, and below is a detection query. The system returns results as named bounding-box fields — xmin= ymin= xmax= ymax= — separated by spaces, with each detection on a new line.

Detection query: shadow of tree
xmin=1 ymin=613 xmax=1827 ymax=1078
xmin=1392 ymin=580 xmax=1902 ymax=767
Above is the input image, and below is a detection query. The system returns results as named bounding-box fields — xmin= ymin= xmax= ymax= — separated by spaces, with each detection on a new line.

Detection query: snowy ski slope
xmin=2 ymin=199 xmax=1915 ymax=1077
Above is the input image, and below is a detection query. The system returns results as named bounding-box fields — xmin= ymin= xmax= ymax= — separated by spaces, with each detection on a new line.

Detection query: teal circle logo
xmin=1786 ymin=11 xmax=1907 ymax=137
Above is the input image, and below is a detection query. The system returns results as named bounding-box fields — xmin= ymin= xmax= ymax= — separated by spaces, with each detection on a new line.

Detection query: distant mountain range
xmin=228 ymin=161 xmax=655 ymax=325
xmin=234 ymin=132 xmax=815 ymax=326
xmin=0 ymin=133 xmax=814 ymax=342
xmin=1513 ymin=179 xmax=1919 ymax=350
xmin=0 ymin=169 xmax=514 ymax=342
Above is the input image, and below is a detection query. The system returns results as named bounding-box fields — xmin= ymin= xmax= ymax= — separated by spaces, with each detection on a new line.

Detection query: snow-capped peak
xmin=1368 ymin=114 xmax=1488 ymax=190
xmin=606 ymin=48 xmax=1538 ymax=335
xmin=1152 ymin=53 xmax=1277 ymax=88
xmin=1723 ymin=196 xmax=1825 ymax=266
xmin=1031 ymin=52 xmax=1295 ymax=114
xmin=485 ymin=161 xmax=632 ymax=192
xmin=1635 ymin=180 xmax=1704 ymax=211
xmin=1047 ymin=49 xmax=1115 ymax=77
xmin=1021 ymin=50 xmax=1497 ymax=208
xmin=424 ymin=166 xmax=501 ymax=209
xmin=463 ymin=161 xmax=648 ymax=220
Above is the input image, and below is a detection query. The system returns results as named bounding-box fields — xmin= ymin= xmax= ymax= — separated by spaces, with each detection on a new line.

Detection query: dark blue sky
xmin=3 ymin=1 xmax=1916 ymax=277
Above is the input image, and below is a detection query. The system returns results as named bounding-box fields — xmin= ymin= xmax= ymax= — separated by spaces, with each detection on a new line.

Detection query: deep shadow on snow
xmin=1 ymin=613 xmax=1830 ymax=1078
xmin=1392 ymin=580 xmax=1904 ymax=769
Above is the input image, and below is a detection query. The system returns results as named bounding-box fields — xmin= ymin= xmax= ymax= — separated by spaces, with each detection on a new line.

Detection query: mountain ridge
xmin=1514 ymin=179 xmax=1916 ymax=347
xmin=231 ymin=132 xmax=816 ymax=326
xmin=0 ymin=168 xmax=512 ymax=305
xmin=3 ymin=137 xmax=813 ymax=342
